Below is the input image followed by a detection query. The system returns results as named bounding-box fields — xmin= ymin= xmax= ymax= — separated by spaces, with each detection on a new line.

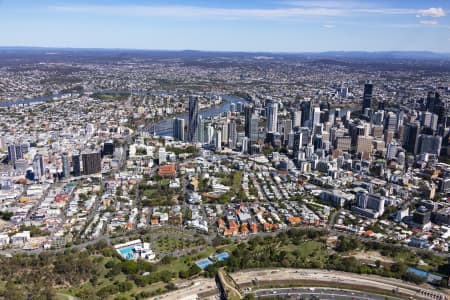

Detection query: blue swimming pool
xmin=196 ymin=258 xmax=213 ymax=269
xmin=119 ymin=246 xmax=135 ymax=260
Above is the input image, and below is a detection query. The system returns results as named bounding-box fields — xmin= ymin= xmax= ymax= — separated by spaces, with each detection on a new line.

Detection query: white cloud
xmin=48 ymin=5 xmax=346 ymax=19
xmin=48 ymin=4 xmax=447 ymax=20
xmin=323 ymin=24 xmax=336 ymax=28
xmin=284 ymin=1 xmax=362 ymax=8
xmin=418 ymin=7 xmax=446 ymax=18
xmin=420 ymin=20 xmax=438 ymax=25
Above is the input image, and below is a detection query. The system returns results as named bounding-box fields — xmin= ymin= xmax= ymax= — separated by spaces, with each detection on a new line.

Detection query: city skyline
xmin=1 ymin=0 xmax=450 ymax=52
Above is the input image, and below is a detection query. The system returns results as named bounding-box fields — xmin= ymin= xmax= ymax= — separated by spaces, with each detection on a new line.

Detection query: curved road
xmin=149 ymin=268 xmax=448 ymax=300
xmin=255 ymin=287 xmax=401 ymax=300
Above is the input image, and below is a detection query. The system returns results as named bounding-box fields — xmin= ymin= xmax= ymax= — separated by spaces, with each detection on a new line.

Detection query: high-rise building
xmin=7 ymin=144 xmax=23 ymax=167
xmin=293 ymin=131 xmax=303 ymax=160
xmin=82 ymin=151 xmax=102 ymax=175
xmin=249 ymin=114 xmax=259 ymax=144
xmin=278 ymin=119 xmax=292 ymax=144
xmin=214 ymin=129 xmax=222 ymax=150
xmin=426 ymin=91 xmax=446 ymax=126
xmin=290 ymin=109 xmax=301 ymax=129
xmin=417 ymin=135 xmax=442 ymax=156
xmin=362 ymin=81 xmax=373 ymax=113
xmin=356 ymin=192 xmax=385 ymax=217
xmin=312 ymin=107 xmax=321 ymax=131
xmin=300 ymin=101 xmax=311 ymax=127
xmin=265 ymin=99 xmax=278 ymax=133
xmin=241 ymin=137 xmax=249 ymax=154
xmin=61 ymin=153 xmax=70 ymax=178
xmin=403 ymin=122 xmax=420 ymax=154
xmin=173 ymin=118 xmax=185 ymax=141
xmin=187 ymin=96 xmax=200 ymax=142
xmin=198 ymin=116 xmax=205 ymax=143
xmin=72 ymin=152 xmax=81 ymax=177
xmin=158 ymin=147 xmax=166 ymax=164
xmin=386 ymin=142 xmax=398 ymax=160
xmin=336 ymin=136 xmax=352 ymax=152
xmin=7 ymin=144 xmax=17 ymax=165
xmin=356 ymin=136 xmax=373 ymax=155
xmin=385 ymin=111 xmax=397 ymax=132
xmin=244 ymin=104 xmax=253 ymax=138
xmin=32 ymin=154 xmax=45 ymax=180
xmin=103 ymin=140 xmax=114 ymax=156
xmin=205 ymin=124 xmax=214 ymax=144
xmin=220 ymin=121 xmax=228 ymax=146
xmin=228 ymin=120 xmax=237 ymax=149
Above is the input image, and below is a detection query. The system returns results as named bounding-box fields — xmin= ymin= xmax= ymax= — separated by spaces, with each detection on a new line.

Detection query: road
xmin=147 ymin=268 xmax=449 ymax=300
xmin=232 ymin=268 xmax=448 ymax=300
xmin=254 ymin=287 xmax=402 ymax=300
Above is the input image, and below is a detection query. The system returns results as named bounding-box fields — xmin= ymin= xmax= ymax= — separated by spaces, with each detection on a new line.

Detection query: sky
xmin=1 ymin=0 xmax=450 ymax=52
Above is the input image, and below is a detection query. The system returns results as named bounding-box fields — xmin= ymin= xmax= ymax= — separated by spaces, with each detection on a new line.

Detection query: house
xmin=0 ymin=234 xmax=10 ymax=247
xmin=240 ymin=224 xmax=249 ymax=235
xmin=250 ymin=223 xmax=258 ymax=233
xmin=217 ymin=218 xmax=226 ymax=230
xmin=288 ymin=216 xmax=301 ymax=225
xmin=11 ymin=231 xmax=30 ymax=246
xmin=263 ymin=223 xmax=273 ymax=232
xmin=150 ymin=217 xmax=159 ymax=226
xmin=158 ymin=164 xmax=176 ymax=176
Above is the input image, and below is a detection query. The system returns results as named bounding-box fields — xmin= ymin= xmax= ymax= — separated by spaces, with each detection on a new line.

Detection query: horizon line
xmin=1 ymin=45 xmax=450 ymax=56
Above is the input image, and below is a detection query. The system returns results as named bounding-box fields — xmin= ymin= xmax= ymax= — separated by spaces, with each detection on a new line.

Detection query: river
xmin=149 ymin=95 xmax=244 ymax=136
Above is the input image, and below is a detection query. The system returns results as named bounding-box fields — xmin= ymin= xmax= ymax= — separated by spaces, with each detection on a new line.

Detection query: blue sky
xmin=1 ymin=0 xmax=450 ymax=52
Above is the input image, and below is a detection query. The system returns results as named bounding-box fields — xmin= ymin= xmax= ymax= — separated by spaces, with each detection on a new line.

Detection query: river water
xmin=150 ymin=95 xmax=243 ymax=136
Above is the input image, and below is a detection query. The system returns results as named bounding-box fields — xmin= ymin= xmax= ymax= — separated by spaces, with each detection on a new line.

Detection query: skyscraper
xmin=312 ymin=107 xmax=321 ymax=130
xmin=426 ymin=91 xmax=446 ymax=126
xmin=403 ymin=122 xmax=420 ymax=154
xmin=362 ymin=81 xmax=373 ymax=113
xmin=214 ymin=129 xmax=222 ymax=150
xmin=187 ymin=96 xmax=199 ymax=142
xmin=300 ymin=101 xmax=311 ymax=127
xmin=249 ymin=114 xmax=259 ymax=144
xmin=61 ymin=153 xmax=70 ymax=178
xmin=244 ymin=104 xmax=253 ymax=138
xmin=72 ymin=152 xmax=81 ymax=177
xmin=228 ymin=119 xmax=237 ymax=149
xmin=417 ymin=135 xmax=442 ymax=156
xmin=32 ymin=154 xmax=45 ymax=180
xmin=82 ymin=151 xmax=102 ymax=175
xmin=7 ymin=144 xmax=23 ymax=167
xmin=290 ymin=109 xmax=301 ymax=129
xmin=173 ymin=118 xmax=185 ymax=141
xmin=198 ymin=116 xmax=205 ymax=143
xmin=103 ymin=140 xmax=114 ymax=156
xmin=293 ymin=131 xmax=303 ymax=160
xmin=265 ymin=99 xmax=278 ymax=133
xmin=385 ymin=112 xmax=398 ymax=132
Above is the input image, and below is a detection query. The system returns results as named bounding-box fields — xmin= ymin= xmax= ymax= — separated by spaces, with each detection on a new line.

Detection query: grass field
xmin=154 ymin=235 xmax=200 ymax=253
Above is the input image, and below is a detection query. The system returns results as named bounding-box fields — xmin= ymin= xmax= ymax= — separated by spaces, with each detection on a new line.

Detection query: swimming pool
xmin=119 ymin=246 xmax=136 ymax=260
xmin=196 ymin=258 xmax=213 ymax=269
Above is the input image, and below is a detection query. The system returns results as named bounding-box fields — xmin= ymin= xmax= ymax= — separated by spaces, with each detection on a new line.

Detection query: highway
xmin=148 ymin=268 xmax=449 ymax=300
xmin=232 ymin=268 xmax=448 ymax=300
xmin=254 ymin=287 xmax=402 ymax=300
